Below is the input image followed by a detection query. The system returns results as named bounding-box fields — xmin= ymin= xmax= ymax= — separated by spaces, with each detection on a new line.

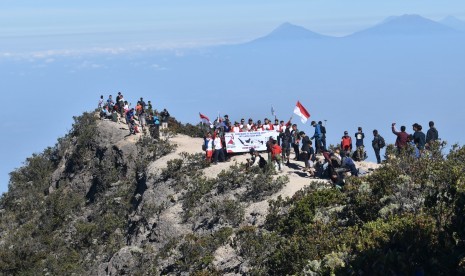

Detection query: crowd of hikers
xmin=98 ymin=93 xmax=170 ymax=139
xmin=97 ymin=95 xmax=441 ymax=189
xmin=202 ymin=114 xmax=440 ymax=188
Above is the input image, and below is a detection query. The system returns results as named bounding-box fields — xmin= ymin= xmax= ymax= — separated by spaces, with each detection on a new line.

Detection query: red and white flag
xmin=199 ymin=112 xmax=211 ymax=124
xmin=293 ymin=101 xmax=310 ymax=123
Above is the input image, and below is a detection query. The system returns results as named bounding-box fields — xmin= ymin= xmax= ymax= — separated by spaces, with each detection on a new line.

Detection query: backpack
xmin=341 ymin=136 xmax=351 ymax=149
xmin=378 ymin=136 xmax=386 ymax=148
xmin=258 ymin=156 xmax=267 ymax=168
xmin=321 ymin=125 xmax=326 ymax=134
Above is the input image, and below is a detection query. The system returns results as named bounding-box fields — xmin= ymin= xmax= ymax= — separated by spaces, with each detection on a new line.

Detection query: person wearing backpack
xmin=372 ymin=129 xmax=385 ymax=164
xmin=151 ymin=111 xmax=161 ymax=139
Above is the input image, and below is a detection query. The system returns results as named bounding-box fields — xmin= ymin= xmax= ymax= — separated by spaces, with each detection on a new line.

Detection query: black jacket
xmin=426 ymin=127 xmax=439 ymax=143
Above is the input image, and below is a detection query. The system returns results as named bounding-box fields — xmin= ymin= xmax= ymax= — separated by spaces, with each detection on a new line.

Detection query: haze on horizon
xmin=1 ymin=1 xmax=465 ymax=194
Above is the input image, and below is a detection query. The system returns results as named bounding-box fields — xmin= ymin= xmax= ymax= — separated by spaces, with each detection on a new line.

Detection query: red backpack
xmin=341 ymin=136 xmax=352 ymax=149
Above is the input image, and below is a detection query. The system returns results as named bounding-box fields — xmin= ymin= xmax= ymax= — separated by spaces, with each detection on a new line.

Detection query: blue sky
xmin=1 ymin=1 xmax=465 ymax=194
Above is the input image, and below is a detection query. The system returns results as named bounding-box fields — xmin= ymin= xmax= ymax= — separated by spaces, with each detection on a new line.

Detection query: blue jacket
xmin=312 ymin=124 xmax=322 ymax=139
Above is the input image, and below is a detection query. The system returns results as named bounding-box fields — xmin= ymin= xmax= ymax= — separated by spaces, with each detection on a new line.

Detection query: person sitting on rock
xmin=247 ymin=148 xmax=267 ymax=170
xmin=342 ymin=155 xmax=358 ymax=176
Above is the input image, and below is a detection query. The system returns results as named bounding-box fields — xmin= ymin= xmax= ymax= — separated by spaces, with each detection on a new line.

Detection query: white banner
xmin=224 ymin=131 xmax=279 ymax=153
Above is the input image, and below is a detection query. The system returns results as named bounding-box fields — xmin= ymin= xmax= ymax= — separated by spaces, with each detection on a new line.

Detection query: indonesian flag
xmin=293 ymin=101 xmax=310 ymax=123
xmin=199 ymin=112 xmax=211 ymax=124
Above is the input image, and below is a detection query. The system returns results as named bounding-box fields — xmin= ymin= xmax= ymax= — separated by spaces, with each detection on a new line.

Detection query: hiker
xmin=98 ymin=95 xmax=104 ymax=108
xmin=239 ymin=118 xmax=246 ymax=130
xmin=213 ymin=130 xmax=225 ymax=164
xmin=246 ymin=118 xmax=255 ymax=131
xmin=231 ymin=122 xmax=242 ymax=133
xmin=147 ymin=101 xmax=153 ymax=114
xmin=290 ymin=124 xmax=300 ymax=160
xmin=354 ymin=127 xmax=365 ymax=161
xmin=271 ymin=139 xmax=282 ymax=171
xmin=273 ymin=119 xmax=280 ymax=132
xmin=255 ymin=120 xmax=265 ymax=131
xmin=223 ymin=115 xmax=230 ymax=126
xmin=263 ymin=118 xmax=274 ymax=131
xmin=151 ymin=112 xmax=161 ymax=139
xmin=160 ymin=108 xmax=170 ymax=130
xmin=426 ymin=121 xmax=439 ymax=149
xmin=107 ymin=95 xmax=114 ymax=110
xmin=372 ymin=129 xmax=385 ymax=164
xmin=330 ymin=171 xmax=345 ymax=189
xmin=126 ymin=108 xmax=136 ymax=134
xmin=117 ymin=93 xmax=125 ymax=116
xmin=277 ymin=119 xmax=291 ymax=146
xmin=310 ymin=121 xmax=323 ymax=154
xmin=412 ymin=123 xmax=426 ymax=156
xmin=246 ymin=148 xmax=267 ymax=170
xmin=139 ymin=97 xmax=147 ymax=110
xmin=266 ymin=136 xmax=274 ymax=162
xmin=407 ymin=134 xmax=420 ymax=158
xmin=138 ymin=106 xmax=147 ymax=132
xmin=204 ymin=132 xmax=214 ymax=163
xmin=341 ymin=131 xmax=352 ymax=157
xmin=123 ymin=101 xmax=130 ymax=114
xmin=281 ymin=127 xmax=292 ymax=165
xmin=300 ymin=131 xmax=315 ymax=175
xmin=319 ymin=121 xmax=327 ymax=151
xmin=100 ymin=105 xmax=112 ymax=119
xmin=299 ymin=131 xmax=310 ymax=168
xmin=342 ymin=156 xmax=358 ymax=176
xmin=392 ymin=123 xmax=409 ymax=153
xmin=129 ymin=118 xmax=140 ymax=135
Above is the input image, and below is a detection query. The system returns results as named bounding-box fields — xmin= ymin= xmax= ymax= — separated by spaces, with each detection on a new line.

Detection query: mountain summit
xmin=440 ymin=15 xmax=465 ymax=32
xmin=350 ymin=14 xmax=459 ymax=37
xmin=252 ymin=22 xmax=330 ymax=42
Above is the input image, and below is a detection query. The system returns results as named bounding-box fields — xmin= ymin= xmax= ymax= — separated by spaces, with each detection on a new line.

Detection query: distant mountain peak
xmin=251 ymin=22 xmax=329 ymax=43
xmin=350 ymin=14 xmax=459 ymax=37
xmin=440 ymin=15 xmax=465 ymax=31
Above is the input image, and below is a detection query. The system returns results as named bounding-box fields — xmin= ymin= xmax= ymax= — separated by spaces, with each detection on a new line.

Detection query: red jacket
xmin=271 ymin=144 xmax=282 ymax=160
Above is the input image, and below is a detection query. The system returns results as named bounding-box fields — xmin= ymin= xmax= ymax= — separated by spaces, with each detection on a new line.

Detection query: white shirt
xmin=214 ymin=137 xmax=223 ymax=150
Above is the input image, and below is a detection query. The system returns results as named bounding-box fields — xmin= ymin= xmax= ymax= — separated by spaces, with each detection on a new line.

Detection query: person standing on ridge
xmin=412 ymin=123 xmax=426 ymax=156
xmin=281 ymin=127 xmax=292 ymax=165
xmin=139 ymin=97 xmax=147 ymax=110
xmin=426 ymin=121 xmax=439 ymax=150
xmin=160 ymin=108 xmax=170 ymax=130
xmin=392 ymin=123 xmax=409 ymax=154
xmin=354 ymin=127 xmax=365 ymax=161
xmin=107 ymin=95 xmax=114 ymax=110
xmin=213 ymin=130 xmax=225 ymax=164
xmin=319 ymin=121 xmax=327 ymax=151
xmin=372 ymin=129 xmax=385 ymax=164
xmin=98 ymin=95 xmax=104 ymax=108
xmin=341 ymin=131 xmax=352 ymax=158
xmin=310 ymin=121 xmax=322 ymax=154
xmin=290 ymin=124 xmax=300 ymax=160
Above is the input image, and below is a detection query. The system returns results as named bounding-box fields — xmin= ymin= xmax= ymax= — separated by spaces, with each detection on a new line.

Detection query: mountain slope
xmin=250 ymin=22 xmax=331 ymax=43
xmin=440 ymin=15 xmax=465 ymax=31
xmin=2 ymin=110 xmax=465 ymax=275
xmin=349 ymin=14 xmax=459 ymax=37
